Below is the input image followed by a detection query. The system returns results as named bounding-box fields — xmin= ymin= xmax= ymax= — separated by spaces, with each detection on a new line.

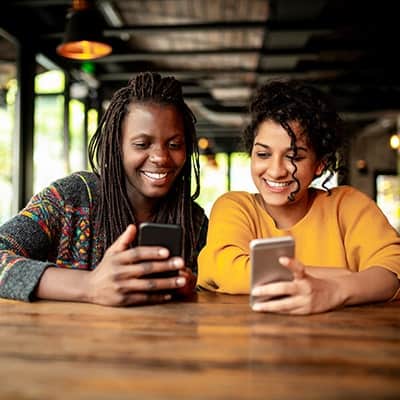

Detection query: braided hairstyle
xmin=88 ymin=72 xmax=200 ymax=265
xmin=243 ymin=79 xmax=344 ymax=199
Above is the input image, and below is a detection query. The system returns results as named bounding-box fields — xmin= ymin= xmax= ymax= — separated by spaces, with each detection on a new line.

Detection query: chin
xmin=262 ymin=192 xmax=291 ymax=205
xmin=143 ymin=188 xmax=171 ymax=199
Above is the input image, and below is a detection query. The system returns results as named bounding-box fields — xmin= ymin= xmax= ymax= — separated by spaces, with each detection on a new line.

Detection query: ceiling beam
xmin=42 ymin=20 xmax=333 ymax=39
xmin=94 ymin=48 xmax=319 ymax=63
xmin=96 ymin=68 xmax=346 ymax=82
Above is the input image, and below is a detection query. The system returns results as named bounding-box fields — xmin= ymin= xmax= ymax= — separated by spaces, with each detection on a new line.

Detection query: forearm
xmin=198 ymin=257 xmax=250 ymax=294
xmin=334 ymin=266 xmax=399 ymax=306
xmin=305 ymin=266 xmax=352 ymax=278
xmin=35 ymin=267 xmax=90 ymax=303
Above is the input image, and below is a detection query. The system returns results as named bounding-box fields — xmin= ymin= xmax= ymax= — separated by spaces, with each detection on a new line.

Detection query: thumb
xmin=279 ymin=256 xmax=306 ymax=280
xmin=107 ymin=224 xmax=137 ymax=254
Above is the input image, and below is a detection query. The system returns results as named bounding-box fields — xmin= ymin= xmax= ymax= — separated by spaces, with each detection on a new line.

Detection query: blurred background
xmin=0 ymin=0 xmax=399 ymax=230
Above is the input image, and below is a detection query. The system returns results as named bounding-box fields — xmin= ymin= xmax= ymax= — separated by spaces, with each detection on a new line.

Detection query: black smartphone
xmin=250 ymin=236 xmax=295 ymax=306
xmin=138 ymin=222 xmax=182 ymax=278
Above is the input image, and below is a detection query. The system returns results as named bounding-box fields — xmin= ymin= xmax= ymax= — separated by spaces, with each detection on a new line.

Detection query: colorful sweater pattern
xmin=0 ymin=171 xmax=207 ymax=301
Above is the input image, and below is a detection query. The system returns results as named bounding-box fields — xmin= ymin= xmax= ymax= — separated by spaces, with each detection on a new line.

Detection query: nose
xmin=267 ymin=156 xmax=288 ymax=179
xmin=149 ymin=146 xmax=169 ymax=165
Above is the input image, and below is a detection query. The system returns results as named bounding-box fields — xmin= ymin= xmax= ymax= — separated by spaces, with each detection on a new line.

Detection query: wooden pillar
xmin=13 ymin=39 xmax=35 ymax=212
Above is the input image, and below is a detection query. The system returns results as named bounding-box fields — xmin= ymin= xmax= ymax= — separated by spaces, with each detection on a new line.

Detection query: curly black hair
xmin=88 ymin=71 xmax=200 ymax=264
xmin=243 ymin=79 xmax=344 ymax=197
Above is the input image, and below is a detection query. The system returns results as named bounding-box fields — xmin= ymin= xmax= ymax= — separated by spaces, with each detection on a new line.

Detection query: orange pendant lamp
xmin=57 ymin=0 xmax=112 ymax=60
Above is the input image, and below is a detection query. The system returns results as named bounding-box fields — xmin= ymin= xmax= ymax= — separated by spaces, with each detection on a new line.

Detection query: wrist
xmin=37 ymin=267 xmax=91 ymax=303
xmin=330 ymin=276 xmax=351 ymax=307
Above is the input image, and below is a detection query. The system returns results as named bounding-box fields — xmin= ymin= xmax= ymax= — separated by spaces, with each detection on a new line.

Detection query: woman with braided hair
xmin=0 ymin=72 xmax=208 ymax=306
xmin=198 ymin=79 xmax=400 ymax=314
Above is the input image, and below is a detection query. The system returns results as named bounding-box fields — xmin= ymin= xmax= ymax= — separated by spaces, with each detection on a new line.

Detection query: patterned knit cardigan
xmin=0 ymin=171 xmax=208 ymax=301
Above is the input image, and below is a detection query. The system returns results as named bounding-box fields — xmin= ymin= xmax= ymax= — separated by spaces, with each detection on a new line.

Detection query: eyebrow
xmin=129 ymin=132 xmax=184 ymax=139
xmin=254 ymin=142 xmax=309 ymax=152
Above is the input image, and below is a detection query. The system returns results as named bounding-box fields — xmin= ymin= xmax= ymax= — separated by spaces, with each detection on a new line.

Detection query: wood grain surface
xmin=1 ymin=292 xmax=399 ymax=399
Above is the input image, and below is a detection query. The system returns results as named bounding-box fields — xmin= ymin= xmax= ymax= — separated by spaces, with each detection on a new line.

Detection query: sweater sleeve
xmin=339 ymin=187 xmax=400 ymax=276
xmin=198 ymin=192 xmax=257 ymax=294
xmin=0 ymin=184 xmax=65 ymax=301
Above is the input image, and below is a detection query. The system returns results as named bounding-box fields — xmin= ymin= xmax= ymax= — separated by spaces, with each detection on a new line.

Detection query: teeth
xmin=266 ymin=180 xmax=290 ymax=188
xmin=142 ymin=171 xmax=168 ymax=180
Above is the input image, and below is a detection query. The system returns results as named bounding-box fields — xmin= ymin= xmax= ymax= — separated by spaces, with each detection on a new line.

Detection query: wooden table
xmin=1 ymin=292 xmax=399 ymax=399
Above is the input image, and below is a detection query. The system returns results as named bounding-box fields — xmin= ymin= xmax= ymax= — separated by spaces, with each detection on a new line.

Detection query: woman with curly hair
xmin=0 ymin=72 xmax=208 ymax=306
xmin=198 ymin=79 xmax=400 ymax=314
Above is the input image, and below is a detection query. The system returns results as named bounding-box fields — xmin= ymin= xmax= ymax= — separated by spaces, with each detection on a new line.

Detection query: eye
xmin=132 ymin=141 xmax=149 ymax=149
xmin=256 ymin=151 xmax=271 ymax=159
xmin=286 ymin=154 xmax=305 ymax=162
xmin=168 ymin=140 xmax=184 ymax=150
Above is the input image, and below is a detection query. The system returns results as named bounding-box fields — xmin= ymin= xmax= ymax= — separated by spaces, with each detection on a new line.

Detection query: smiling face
xmin=251 ymin=119 xmax=324 ymax=220
xmin=121 ymin=102 xmax=186 ymax=211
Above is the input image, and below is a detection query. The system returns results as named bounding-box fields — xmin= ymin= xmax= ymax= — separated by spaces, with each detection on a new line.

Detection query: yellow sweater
xmin=198 ymin=186 xmax=400 ymax=293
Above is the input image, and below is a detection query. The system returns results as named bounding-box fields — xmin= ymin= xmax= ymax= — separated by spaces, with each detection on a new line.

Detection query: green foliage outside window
xmin=194 ymin=152 xmax=256 ymax=216
xmin=0 ymin=79 xmax=17 ymax=223
xmin=69 ymin=99 xmax=85 ymax=172
xmin=33 ymin=94 xmax=66 ymax=193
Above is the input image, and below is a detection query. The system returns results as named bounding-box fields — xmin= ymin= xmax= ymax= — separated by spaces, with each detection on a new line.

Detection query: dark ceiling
xmin=1 ymin=0 xmax=399 ymax=151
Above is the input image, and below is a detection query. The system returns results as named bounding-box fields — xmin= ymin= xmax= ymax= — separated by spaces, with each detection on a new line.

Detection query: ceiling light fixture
xmin=57 ymin=0 xmax=112 ymax=60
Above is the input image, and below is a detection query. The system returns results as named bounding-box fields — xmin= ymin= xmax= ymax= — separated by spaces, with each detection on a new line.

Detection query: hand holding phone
xmin=250 ymin=236 xmax=295 ymax=306
xmin=138 ymin=222 xmax=183 ymax=278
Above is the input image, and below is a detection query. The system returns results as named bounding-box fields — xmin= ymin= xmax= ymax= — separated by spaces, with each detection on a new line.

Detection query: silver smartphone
xmin=250 ymin=236 xmax=295 ymax=306
xmin=138 ymin=222 xmax=182 ymax=278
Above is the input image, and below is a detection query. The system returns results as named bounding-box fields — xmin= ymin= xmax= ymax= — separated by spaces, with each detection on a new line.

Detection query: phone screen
xmin=250 ymin=236 xmax=295 ymax=306
xmin=138 ymin=222 xmax=182 ymax=278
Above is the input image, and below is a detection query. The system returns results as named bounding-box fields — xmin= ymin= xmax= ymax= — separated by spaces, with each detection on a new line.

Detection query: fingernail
xmin=279 ymin=256 xmax=289 ymax=265
xmin=172 ymin=257 xmax=183 ymax=268
xmin=158 ymin=248 xmax=169 ymax=257
xmin=252 ymin=304 xmax=262 ymax=311
xmin=252 ymin=287 xmax=261 ymax=296
xmin=176 ymin=277 xmax=186 ymax=287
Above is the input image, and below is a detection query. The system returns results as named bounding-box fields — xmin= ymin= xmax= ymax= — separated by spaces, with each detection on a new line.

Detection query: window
xmin=34 ymin=71 xmax=66 ymax=192
xmin=197 ymin=153 xmax=229 ymax=216
xmin=375 ymin=171 xmax=400 ymax=232
xmin=196 ymin=152 xmax=257 ymax=216
xmin=33 ymin=94 xmax=65 ymax=192
xmin=0 ymin=80 xmax=16 ymax=223
xmin=230 ymin=152 xmax=257 ymax=192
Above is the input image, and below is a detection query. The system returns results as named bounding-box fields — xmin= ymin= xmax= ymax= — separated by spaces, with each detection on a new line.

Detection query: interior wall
xmin=348 ymin=120 xmax=397 ymax=199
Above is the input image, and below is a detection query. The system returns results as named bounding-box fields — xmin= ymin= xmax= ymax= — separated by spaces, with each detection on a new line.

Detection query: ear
xmin=314 ymin=160 xmax=326 ymax=178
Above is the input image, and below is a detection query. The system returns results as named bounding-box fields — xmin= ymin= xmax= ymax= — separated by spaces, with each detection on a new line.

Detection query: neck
xmin=261 ymin=189 xmax=314 ymax=229
xmin=127 ymin=194 xmax=158 ymax=225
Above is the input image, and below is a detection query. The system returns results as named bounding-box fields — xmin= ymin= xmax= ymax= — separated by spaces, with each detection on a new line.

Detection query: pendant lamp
xmin=57 ymin=0 xmax=112 ymax=60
